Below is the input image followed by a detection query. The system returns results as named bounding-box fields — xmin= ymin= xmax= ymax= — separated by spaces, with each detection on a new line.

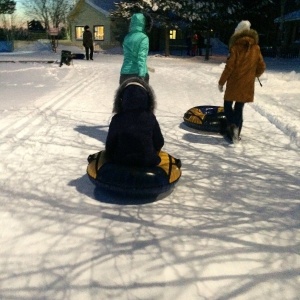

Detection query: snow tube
xmin=59 ymin=51 xmax=85 ymax=67
xmin=60 ymin=50 xmax=72 ymax=66
xmin=71 ymin=53 xmax=85 ymax=60
xmin=86 ymin=150 xmax=182 ymax=196
xmin=183 ymin=105 xmax=226 ymax=132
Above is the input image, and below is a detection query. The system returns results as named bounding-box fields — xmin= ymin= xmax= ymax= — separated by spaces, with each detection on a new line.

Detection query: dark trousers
xmin=224 ymin=100 xmax=244 ymax=134
xmin=119 ymin=73 xmax=149 ymax=85
xmin=191 ymin=44 xmax=198 ymax=56
xmin=85 ymin=46 xmax=94 ymax=60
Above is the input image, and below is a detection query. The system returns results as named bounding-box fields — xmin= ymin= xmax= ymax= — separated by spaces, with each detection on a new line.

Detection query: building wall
xmin=68 ymin=1 xmax=120 ymax=50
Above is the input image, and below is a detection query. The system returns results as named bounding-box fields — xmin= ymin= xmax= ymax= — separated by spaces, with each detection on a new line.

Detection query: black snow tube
xmin=86 ymin=150 xmax=181 ymax=197
xmin=183 ymin=105 xmax=227 ymax=132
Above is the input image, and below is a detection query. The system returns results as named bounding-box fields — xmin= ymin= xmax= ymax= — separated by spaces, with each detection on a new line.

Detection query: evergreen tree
xmin=0 ymin=0 xmax=16 ymax=14
xmin=111 ymin=1 xmax=252 ymax=56
xmin=112 ymin=0 xmax=186 ymax=56
xmin=181 ymin=1 xmax=244 ymax=58
xmin=111 ymin=0 xmax=278 ymax=56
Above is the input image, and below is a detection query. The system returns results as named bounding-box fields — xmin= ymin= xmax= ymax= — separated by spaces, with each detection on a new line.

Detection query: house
xmin=66 ymin=0 xmax=189 ymax=55
xmin=274 ymin=9 xmax=300 ymax=48
xmin=68 ymin=0 xmax=121 ymax=50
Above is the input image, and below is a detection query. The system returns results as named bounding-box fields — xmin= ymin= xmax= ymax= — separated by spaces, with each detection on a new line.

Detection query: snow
xmin=0 ymin=39 xmax=299 ymax=300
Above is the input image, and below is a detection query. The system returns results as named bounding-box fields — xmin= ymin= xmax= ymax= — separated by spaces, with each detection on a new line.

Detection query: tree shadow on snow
xmin=179 ymin=122 xmax=226 ymax=146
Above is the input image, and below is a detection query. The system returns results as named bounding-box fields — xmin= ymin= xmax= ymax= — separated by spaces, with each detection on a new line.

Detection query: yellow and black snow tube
xmin=183 ymin=105 xmax=226 ymax=132
xmin=87 ymin=150 xmax=181 ymax=196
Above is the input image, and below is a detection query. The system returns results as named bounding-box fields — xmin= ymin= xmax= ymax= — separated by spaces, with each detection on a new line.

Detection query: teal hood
xmin=120 ymin=13 xmax=149 ymax=78
xmin=129 ymin=13 xmax=145 ymax=33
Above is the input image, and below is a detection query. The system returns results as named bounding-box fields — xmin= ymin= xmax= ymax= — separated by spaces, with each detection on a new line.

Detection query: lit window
xmin=94 ymin=26 xmax=104 ymax=41
xmin=170 ymin=30 xmax=176 ymax=40
xmin=75 ymin=26 xmax=84 ymax=40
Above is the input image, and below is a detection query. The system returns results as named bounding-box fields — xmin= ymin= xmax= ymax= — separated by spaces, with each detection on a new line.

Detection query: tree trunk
xmin=164 ymin=26 xmax=170 ymax=56
xmin=205 ymin=31 xmax=211 ymax=60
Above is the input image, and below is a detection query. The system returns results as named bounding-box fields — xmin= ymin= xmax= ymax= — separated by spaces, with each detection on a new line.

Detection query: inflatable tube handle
xmin=167 ymin=154 xmax=173 ymax=182
xmin=190 ymin=109 xmax=204 ymax=121
xmin=95 ymin=152 xmax=101 ymax=175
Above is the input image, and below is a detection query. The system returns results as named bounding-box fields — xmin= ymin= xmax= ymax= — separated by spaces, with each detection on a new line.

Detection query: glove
xmin=218 ymin=84 xmax=223 ymax=92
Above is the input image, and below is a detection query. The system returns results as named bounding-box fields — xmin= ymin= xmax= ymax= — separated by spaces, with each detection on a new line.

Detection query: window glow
xmin=94 ymin=26 xmax=104 ymax=41
xmin=170 ymin=30 xmax=176 ymax=40
xmin=75 ymin=26 xmax=84 ymax=40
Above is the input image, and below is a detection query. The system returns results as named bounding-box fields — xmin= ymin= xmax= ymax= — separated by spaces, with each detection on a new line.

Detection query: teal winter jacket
xmin=120 ymin=13 xmax=149 ymax=78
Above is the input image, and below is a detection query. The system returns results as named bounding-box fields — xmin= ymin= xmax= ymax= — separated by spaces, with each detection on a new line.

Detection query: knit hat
xmin=234 ymin=20 xmax=251 ymax=33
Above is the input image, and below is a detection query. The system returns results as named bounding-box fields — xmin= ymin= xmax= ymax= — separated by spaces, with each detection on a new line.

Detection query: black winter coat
xmin=83 ymin=29 xmax=93 ymax=48
xmin=105 ymin=78 xmax=164 ymax=167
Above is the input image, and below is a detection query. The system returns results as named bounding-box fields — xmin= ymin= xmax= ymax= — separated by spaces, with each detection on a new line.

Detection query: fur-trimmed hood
xmin=113 ymin=77 xmax=156 ymax=114
xmin=229 ymin=29 xmax=259 ymax=49
xmin=219 ymin=26 xmax=266 ymax=103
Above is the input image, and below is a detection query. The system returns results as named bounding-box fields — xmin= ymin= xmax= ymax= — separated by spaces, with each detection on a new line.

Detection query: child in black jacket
xmin=105 ymin=78 xmax=164 ymax=167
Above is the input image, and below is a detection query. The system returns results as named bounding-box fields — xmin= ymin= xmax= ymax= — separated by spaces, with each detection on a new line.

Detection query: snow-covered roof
xmin=274 ymin=9 xmax=300 ymax=23
xmin=86 ymin=0 xmax=121 ymax=16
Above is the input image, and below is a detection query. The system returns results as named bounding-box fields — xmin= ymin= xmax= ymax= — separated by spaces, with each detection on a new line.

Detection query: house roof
xmin=86 ymin=0 xmax=121 ymax=16
xmin=274 ymin=9 xmax=300 ymax=23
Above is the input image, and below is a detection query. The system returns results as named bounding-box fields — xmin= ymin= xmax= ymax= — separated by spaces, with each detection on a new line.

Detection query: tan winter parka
xmin=219 ymin=29 xmax=266 ymax=103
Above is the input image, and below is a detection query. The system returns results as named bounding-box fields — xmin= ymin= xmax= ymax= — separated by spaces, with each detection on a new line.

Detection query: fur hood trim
xmin=113 ymin=77 xmax=156 ymax=114
xmin=229 ymin=29 xmax=259 ymax=49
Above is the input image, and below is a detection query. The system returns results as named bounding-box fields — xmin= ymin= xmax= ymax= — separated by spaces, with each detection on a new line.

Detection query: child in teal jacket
xmin=120 ymin=13 xmax=152 ymax=84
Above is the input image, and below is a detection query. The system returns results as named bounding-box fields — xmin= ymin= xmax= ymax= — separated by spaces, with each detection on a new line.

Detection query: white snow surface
xmin=0 ymin=40 xmax=299 ymax=300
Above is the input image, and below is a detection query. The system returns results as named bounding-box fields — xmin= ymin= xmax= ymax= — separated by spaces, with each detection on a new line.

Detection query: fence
xmin=0 ymin=41 xmax=13 ymax=52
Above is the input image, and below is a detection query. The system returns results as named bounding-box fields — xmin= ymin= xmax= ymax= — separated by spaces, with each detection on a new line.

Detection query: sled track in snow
xmin=251 ymin=103 xmax=299 ymax=148
xmin=0 ymin=68 xmax=99 ymax=152
xmin=0 ymin=60 xmax=59 ymax=64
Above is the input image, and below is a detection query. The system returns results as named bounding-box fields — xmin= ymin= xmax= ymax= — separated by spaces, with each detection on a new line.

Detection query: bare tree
xmin=21 ymin=0 xmax=72 ymax=29
xmin=49 ymin=0 xmax=72 ymax=28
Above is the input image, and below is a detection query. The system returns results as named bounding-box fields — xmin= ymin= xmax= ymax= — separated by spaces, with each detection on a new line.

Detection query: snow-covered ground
xmin=0 ymin=40 xmax=299 ymax=300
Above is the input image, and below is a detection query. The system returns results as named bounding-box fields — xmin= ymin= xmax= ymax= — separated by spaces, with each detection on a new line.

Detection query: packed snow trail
xmin=0 ymin=49 xmax=299 ymax=300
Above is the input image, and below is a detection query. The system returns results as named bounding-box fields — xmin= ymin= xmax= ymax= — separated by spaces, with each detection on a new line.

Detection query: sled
xmin=183 ymin=105 xmax=227 ymax=133
xmin=0 ymin=60 xmax=57 ymax=64
xmin=72 ymin=53 xmax=85 ymax=60
xmin=87 ymin=150 xmax=181 ymax=197
xmin=59 ymin=50 xmax=85 ymax=67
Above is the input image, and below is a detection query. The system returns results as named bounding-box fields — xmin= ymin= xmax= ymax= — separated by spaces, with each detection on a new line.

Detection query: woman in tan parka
xmin=218 ymin=20 xmax=266 ymax=143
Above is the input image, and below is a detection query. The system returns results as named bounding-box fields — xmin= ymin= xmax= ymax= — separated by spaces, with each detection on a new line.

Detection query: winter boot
xmin=232 ymin=124 xmax=240 ymax=144
xmin=223 ymin=125 xmax=233 ymax=143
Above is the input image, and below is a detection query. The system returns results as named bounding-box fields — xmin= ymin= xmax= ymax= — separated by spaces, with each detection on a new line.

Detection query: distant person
xmin=218 ymin=20 xmax=266 ymax=143
xmin=106 ymin=77 xmax=164 ymax=167
xmin=198 ymin=33 xmax=205 ymax=56
xmin=83 ymin=25 xmax=94 ymax=60
xmin=191 ymin=33 xmax=198 ymax=56
xmin=119 ymin=13 xmax=152 ymax=85
xmin=186 ymin=33 xmax=192 ymax=56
